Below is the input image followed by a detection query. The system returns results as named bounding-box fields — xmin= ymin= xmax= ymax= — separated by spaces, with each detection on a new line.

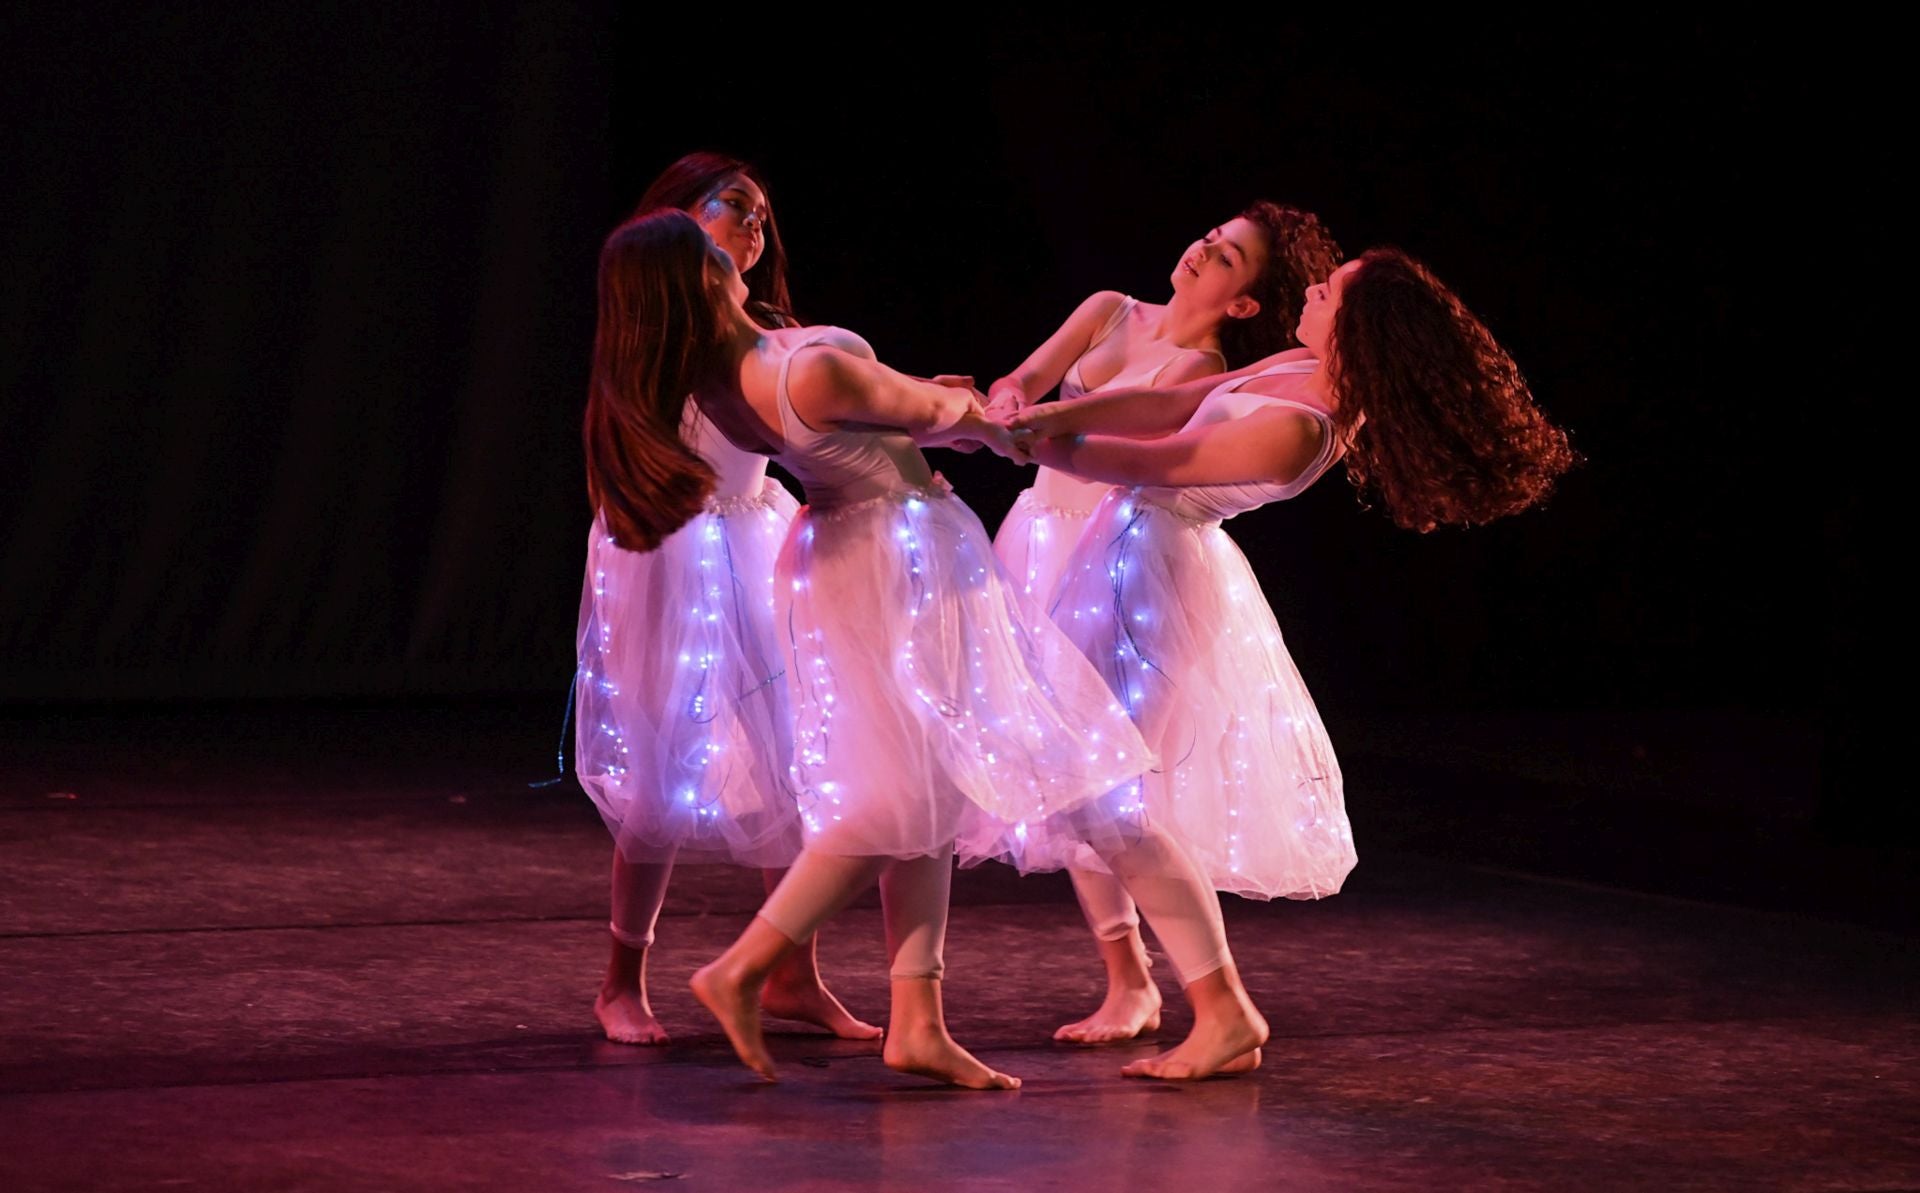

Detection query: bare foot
xmin=1120 ymin=1010 xmax=1268 ymax=1081
xmin=883 ymin=1023 xmax=1021 ymax=1090
xmin=594 ymin=988 xmax=669 ymax=1045
xmin=690 ymin=961 xmax=777 ymax=1080
xmin=1054 ymin=982 xmax=1162 ymax=1044
xmin=762 ymin=977 xmax=885 ymax=1041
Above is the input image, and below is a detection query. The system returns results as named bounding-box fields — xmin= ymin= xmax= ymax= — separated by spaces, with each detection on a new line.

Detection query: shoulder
xmin=784 ymin=337 xmax=879 ymax=406
xmin=1228 ymin=359 xmax=1322 ymax=402
xmin=1222 ymin=402 xmax=1329 ymax=481
xmin=1158 ymin=347 xmax=1229 ymax=385
xmin=787 ymin=324 xmax=874 ymax=360
xmin=1073 ymin=290 xmax=1131 ymax=324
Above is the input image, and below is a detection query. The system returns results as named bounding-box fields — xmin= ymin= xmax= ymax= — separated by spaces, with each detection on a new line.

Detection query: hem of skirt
xmin=612 ymin=834 xmax=805 ymax=868
xmin=788 ymin=836 xmax=955 ymax=861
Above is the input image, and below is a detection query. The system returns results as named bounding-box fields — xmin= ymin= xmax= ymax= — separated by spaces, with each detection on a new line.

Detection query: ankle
xmin=765 ymin=956 xmax=822 ymax=991
xmin=1102 ymin=957 xmax=1155 ymax=993
xmin=603 ymin=955 xmax=646 ymax=994
xmin=601 ymin=972 xmax=642 ymax=994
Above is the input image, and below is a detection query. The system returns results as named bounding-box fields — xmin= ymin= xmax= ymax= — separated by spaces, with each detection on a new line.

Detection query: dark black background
xmin=0 ymin=11 xmax=1882 ymax=853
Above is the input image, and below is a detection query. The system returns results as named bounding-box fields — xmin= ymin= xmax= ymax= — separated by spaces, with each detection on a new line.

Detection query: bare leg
xmin=876 ymin=851 xmax=1020 ymax=1090
xmin=691 ymin=850 xmax=887 ymax=1080
xmin=1119 ymin=964 xmax=1267 ymax=1081
xmin=1098 ymin=829 xmax=1269 ymax=1080
xmin=884 ymin=977 xmax=1020 ymax=1090
xmin=595 ymin=848 xmax=673 ymax=1045
xmin=758 ymin=866 xmax=884 ymax=1040
xmin=1054 ymin=867 xmax=1162 ymax=1044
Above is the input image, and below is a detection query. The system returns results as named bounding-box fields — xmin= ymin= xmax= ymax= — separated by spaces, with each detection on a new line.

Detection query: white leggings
xmin=759 ymin=846 xmax=952 ymax=981
xmin=1072 ymin=827 xmax=1231 ymax=987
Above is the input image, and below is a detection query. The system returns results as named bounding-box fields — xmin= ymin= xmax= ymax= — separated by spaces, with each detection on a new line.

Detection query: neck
xmin=718 ymin=302 xmax=764 ymax=364
xmin=1157 ymin=290 xmax=1226 ymax=354
xmin=1303 ymin=358 xmax=1335 ymax=407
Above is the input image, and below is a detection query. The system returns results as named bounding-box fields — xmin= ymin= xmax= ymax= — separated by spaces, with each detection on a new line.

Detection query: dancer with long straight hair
xmin=584 ymin=209 xmax=1155 ymax=1088
xmin=574 ymin=153 xmax=877 ymax=1047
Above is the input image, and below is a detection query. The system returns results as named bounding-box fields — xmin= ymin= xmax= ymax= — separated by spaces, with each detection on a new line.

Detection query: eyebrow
xmin=719 ymin=186 xmax=767 ymax=213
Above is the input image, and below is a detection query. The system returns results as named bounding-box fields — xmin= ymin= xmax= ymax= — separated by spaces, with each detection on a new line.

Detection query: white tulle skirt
xmin=992 ymin=487 xmax=1101 ymax=607
xmin=959 ymin=488 xmax=1356 ymax=900
xmin=778 ymin=477 xmax=1151 ymax=858
xmin=574 ymin=478 xmax=806 ymax=868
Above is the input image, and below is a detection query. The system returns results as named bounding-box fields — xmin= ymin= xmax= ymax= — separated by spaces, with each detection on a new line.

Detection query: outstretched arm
xmin=985 ymin=291 xmax=1130 ymax=413
xmin=787 ymin=346 xmax=1011 ymax=453
xmin=1008 ymin=347 xmax=1314 ymax=441
xmin=1029 ymin=404 xmax=1326 ymax=489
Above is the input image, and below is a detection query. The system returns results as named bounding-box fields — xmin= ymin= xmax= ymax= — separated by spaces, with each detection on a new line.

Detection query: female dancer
xmin=584 ymin=209 xmax=1156 ymax=1088
xmin=991 ymin=202 xmax=1339 ymax=601
xmin=972 ymin=248 xmax=1575 ymax=1077
xmin=574 ymin=153 xmax=877 ymax=1047
xmin=987 ymin=203 xmax=1340 ymax=1043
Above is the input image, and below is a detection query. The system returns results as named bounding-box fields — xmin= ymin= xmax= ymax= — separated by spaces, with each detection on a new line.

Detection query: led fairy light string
xmin=992 ymin=496 xmax=1153 ymax=848
xmin=672 ymin=504 xmax=778 ymax=824
xmin=782 ymin=517 xmax=833 ymax=836
xmin=1023 ymin=498 xmax=1048 ymax=597
xmin=1017 ymin=492 xmax=1092 ymax=600
xmin=1250 ymin=617 xmax=1334 ymax=853
xmin=1203 ymin=529 xmax=1251 ymax=877
xmin=1096 ymin=496 xmax=1199 ymax=788
xmin=896 ymin=492 xmax=972 ymax=727
xmin=586 ymin=531 xmax=634 ymax=794
xmin=663 ymin=513 xmax=727 ymax=821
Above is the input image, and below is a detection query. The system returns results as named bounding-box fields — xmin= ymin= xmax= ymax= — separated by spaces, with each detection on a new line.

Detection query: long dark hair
xmin=582 ymin=211 xmax=728 ymax=551
xmin=1329 ymin=247 xmax=1575 ymax=531
xmin=633 ymin=151 xmax=797 ymax=330
xmin=1219 ymin=201 xmax=1342 ymax=368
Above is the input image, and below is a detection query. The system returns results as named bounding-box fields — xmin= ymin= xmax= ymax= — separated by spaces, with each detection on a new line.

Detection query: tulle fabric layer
xmin=574 ymin=479 xmax=806 ymax=867
xmin=779 ymin=479 xmax=1151 ymax=858
xmin=959 ymin=489 xmax=1356 ymax=900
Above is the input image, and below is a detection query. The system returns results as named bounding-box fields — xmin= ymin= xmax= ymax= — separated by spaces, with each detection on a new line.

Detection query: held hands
xmin=927 ymin=374 xmax=990 ymax=454
xmin=923 ymin=374 xmax=1040 ymax=464
xmin=983 ymin=382 xmax=1026 ymax=421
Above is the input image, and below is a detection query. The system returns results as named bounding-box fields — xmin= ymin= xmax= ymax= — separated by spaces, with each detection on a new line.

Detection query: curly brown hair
xmin=1329 ymin=248 xmax=1575 ymax=531
xmin=1219 ymin=201 xmax=1343 ymax=368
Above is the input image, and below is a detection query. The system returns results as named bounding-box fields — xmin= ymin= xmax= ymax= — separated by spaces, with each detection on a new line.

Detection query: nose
xmin=742 ymin=212 xmax=765 ymax=233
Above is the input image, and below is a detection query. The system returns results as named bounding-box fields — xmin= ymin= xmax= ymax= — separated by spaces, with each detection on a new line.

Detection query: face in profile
xmin=1170 ymin=216 xmax=1269 ymax=320
xmin=694 ymin=173 xmax=769 ymax=275
xmin=1296 ymin=259 xmax=1360 ymax=355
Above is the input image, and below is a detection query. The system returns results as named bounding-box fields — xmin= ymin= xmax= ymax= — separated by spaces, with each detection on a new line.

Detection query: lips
xmin=1181 ymin=258 xmax=1201 ymax=278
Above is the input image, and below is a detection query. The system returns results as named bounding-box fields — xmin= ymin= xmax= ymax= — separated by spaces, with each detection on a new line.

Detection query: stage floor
xmin=2 ymin=704 xmax=1914 ymax=1191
